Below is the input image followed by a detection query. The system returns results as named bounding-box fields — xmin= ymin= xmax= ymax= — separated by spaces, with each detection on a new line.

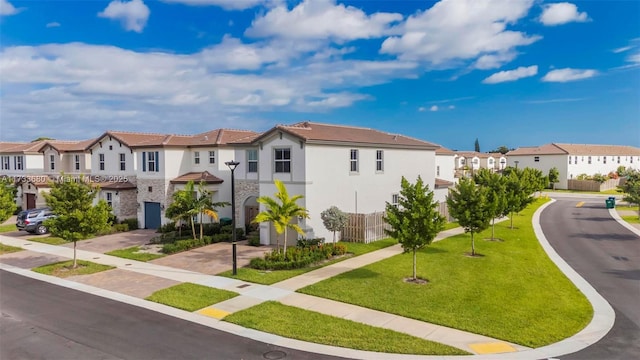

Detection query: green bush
xmin=221 ymin=224 xmax=233 ymax=234
xmin=212 ymin=233 xmax=232 ymax=243
xmin=247 ymin=235 xmax=260 ymax=246
xmin=297 ymin=237 xmax=325 ymax=248
xmin=201 ymin=223 xmax=222 ymax=236
xmin=162 ymin=238 xmax=205 ymax=254
xmin=249 ymin=243 xmax=347 ymax=270
xmin=121 ymin=218 xmax=139 ymax=230
xmin=151 ymin=231 xmax=192 ymax=244
xmin=13 ymin=206 xmax=23 ymax=215
xmin=158 ymin=222 xmax=177 ymax=233
xmin=113 ymin=223 xmax=129 ymax=232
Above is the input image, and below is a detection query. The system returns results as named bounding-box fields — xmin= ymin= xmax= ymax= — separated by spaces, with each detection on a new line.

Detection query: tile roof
xmin=435 ymin=178 xmax=454 ymax=188
xmin=0 ymin=141 xmax=46 ymax=154
xmin=86 ymin=129 xmax=260 ymax=149
xmin=38 ymin=139 xmax=96 ymax=153
xmin=253 ymin=121 xmax=438 ymax=149
xmin=435 ymin=146 xmax=456 ymax=155
xmin=455 ymin=151 xmax=491 ymax=159
xmin=508 ymin=143 xmax=640 ymax=156
xmin=170 ymin=171 xmax=224 ymax=184
xmin=189 ymin=129 xmax=260 ymax=147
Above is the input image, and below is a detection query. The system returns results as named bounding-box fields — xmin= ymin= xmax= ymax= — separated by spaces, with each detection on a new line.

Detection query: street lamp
xmin=225 ymin=160 xmax=240 ymax=275
xmin=514 ymin=160 xmax=519 ymax=169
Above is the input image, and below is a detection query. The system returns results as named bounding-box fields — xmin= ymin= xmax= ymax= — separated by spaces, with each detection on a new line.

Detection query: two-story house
xmin=507 ymin=143 xmax=640 ymax=189
xmin=0 ymin=141 xmax=47 ymax=209
xmin=249 ymin=121 xmax=439 ymax=245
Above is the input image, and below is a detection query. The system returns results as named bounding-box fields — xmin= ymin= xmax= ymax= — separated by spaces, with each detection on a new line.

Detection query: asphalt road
xmin=540 ymin=198 xmax=640 ymax=360
xmin=0 ymin=270 xmax=347 ymax=360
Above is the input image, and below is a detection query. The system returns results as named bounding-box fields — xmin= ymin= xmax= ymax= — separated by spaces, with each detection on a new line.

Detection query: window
xmin=99 ymin=153 xmax=105 ymax=171
xmin=74 ymin=155 xmax=80 ymax=171
xmin=597 ymin=156 xmax=600 ymax=162
xmin=376 ymin=150 xmax=383 ymax=172
xmin=436 ymin=165 xmax=440 ymax=176
xmin=603 ymin=156 xmax=607 ymax=164
xmin=274 ymin=148 xmax=291 ymax=173
xmin=209 ymin=151 xmax=215 ymax=164
xmin=588 ymin=156 xmax=591 ymax=164
xmin=391 ymin=194 xmax=399 ymax=206
xmin=350 ymin=149 xmax=359 ymax=172
xmin=106 ymin=192 xmax=112 ymax=208
xmin=14 ymin=156 xmax=24 ymax=170
xmin=631 ymin=156 xmax=634 ymax=164
xmin=574 ymin=156 xmax=577 ymax=164
xmin=194 ymin=151 xmax=200 ymax=165
xmin=460 ymin=158 xmax=466 ymax=165
xmin=109 ymin=145 xmax=113 ymax=150
xmin=119 ymin=153 xmax=126 ymax=171
xmin=1 ymin=156 xmax=9 ymax=170
xmin=534 ymin=156 xmax=540 ymax=162
xmin=617 ymin=156 xmax=621 ymax=164
xmin=49 ymin=154 xmax=55 ymax=170
xmin=247 ymin=149 xmax=258 ymax=173
xmin=569 ymin=157 xmax=572 ymax=164
xmin=142 ymin=151 xmax=160 ymax=172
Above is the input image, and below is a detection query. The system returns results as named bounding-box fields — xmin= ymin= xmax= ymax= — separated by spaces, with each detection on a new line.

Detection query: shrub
xmin=247 ymin=235 xmax=260 ymax=246
xmin=221 ymin=224 xmax=233 ymax=234
xmin=107 ymin=213 xmax=118 ymax=226
xmin=158 ymin=222 xmax=177 ymax=233
xmin=249 ymin=243 xmax=346 ymax=270
xmin=113 ymin=223 xmax=129 ymax=232
xmin=150 ymin=231 xmax=192 ymax=244
xmin=297 ymin=237 xmax=325 ymax=248
xmin=162 ymin=238 xmax=205 ymax=254
xmin=201 ymin=223 xmax=222 ymax=236
xmin=212 ymin=233 xmax=232 ymax=243
xmin=13 ymin=206 xmax=22 ymax=215
xmin=121 ymin=218 xmax=139 ymax=230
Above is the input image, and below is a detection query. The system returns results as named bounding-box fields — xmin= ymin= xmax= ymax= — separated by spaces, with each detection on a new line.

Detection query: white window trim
xmin=209 ymin=151 xmax=215 ymax=164
xmin=375 ymin=150 xmax=384 ymax=173
xmin=247 ymin=149 xmax=258 ymax=173
xmin=350 ymin=149 xmax=359 ymax=173
xmin=274 ymin=147 xmax=291 ymax=174
xmin=194 ymin=151 xmax=200 ymax=165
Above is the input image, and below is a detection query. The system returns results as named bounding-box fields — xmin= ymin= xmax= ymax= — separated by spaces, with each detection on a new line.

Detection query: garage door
xmin=144 ymin=202 xmax=161 ymax=229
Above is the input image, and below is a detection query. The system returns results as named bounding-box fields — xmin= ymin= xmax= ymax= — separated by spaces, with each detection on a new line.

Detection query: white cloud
xmin=0 ymin=0 xmax=18 ymax=15
xmin=542 ymin=68 xmax=597 ymax=82
xmin=162 ymin=0 xmax=273 ymax=11
xmin=46 ymin=22 xmax=61 ymax=28
xmin=380 ymin=0 xmax=540 ymax=67
xmin=430 ymin=105 xmax=438 ymax=112
xmin=539 ymin=2 xmax=588 ymax=26
xmin=448 ymin=105 xmax=455 ymax=110
xmin=613 ymin=46 xmax=632 ymax=53
xmin=98 ymin=0 xmax=150 ymax=33
xmin=418 ymin=106 xmax=426 ymax=112
xmin=482 ymin=65 xmax=538 ymax=84
xmin=246 ymin=0 xmax=402 ymax=41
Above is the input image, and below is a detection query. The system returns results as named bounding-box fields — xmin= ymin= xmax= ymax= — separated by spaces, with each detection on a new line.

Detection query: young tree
xmin=384 ymin=176 xmax=444 ymax=281
xmin=618 ymin=170 xmax=640 ymax=219
xmin=254 ymin=180 xmax=309 ymax=253
xmin=321 ymin=206 xmax=349 ymax=244
xmin=474 ymin=138 xmax=481 ymax=152
xmin=490 ymin=145 xmax=510 ymax=154
xmin=447 ymin=177 xmax=491 ymax=256
xmin=0 ymin=177 xmax=17 ymax=223
xmin=165 ymin=180 xmax=227 ymax=240
xmin=194 ymin=181 xmax=228 ymax=240
xmin=502 ymin=168 xmax=538 ymax=229
xmin=548 ymin=167 xmax=560 ymax=190
xmin=473 ymin=169 xmax=507 ymax=240
xmin=43 ymin=175 xmax=111 ymax=268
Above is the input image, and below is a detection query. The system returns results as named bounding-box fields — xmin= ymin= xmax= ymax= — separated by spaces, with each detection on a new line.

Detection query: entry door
xmin=26 ymin=193 xmax=36 ymax=209
xmin=144 ymin=202 xmax=161 ymax=229
xmin=245 ymin=206 xmax=259 ymax=230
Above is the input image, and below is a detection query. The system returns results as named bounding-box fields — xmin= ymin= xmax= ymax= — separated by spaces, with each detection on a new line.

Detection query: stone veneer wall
xmin=235 ymin=179 xmax=259 ymax=227
xmin=136 ymin=178 xmax=169 ymax=226
xmin=117 ymin=189 xmax=138 ymax=219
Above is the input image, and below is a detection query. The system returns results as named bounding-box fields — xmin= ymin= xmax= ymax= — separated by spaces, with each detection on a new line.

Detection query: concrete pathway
xmin=0 ymin=209 xmax=617 ymax=359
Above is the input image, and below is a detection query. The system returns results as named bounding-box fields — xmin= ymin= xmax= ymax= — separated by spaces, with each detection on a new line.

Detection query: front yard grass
xmin=105 ymin=246 xmax=165 ymax=262
xmin=0 ymin=224 xmax=16 ymax=233
xmin=299 ymin=198 xmax=592 ymax=348
xmin=27 ymin=236 xmax=67 ymax=245
xmin=442 ymin=221 xmax=459 ymax=231
xmin=0 ymin=243 xmax=22 ymax=254
xmin=621 ymin=215 xmax=640 ymax=224
xmin=32 ymin=260 xmax=114 ymax=277
xmin=224 ymin=301 xmax=468 ymax=355
xmin=145 ymin=283 xmax=238 ymax=311
xmin=218 ymin=238 xmax=398 ymax=285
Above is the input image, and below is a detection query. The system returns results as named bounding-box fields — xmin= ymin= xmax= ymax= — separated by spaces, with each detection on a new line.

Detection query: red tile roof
xmin=435 ymin=146 xmax=455 ymax=155
xmin=455 ymin=151 xmax=491 ymax=159
xmin=37 ymin=139 xmax=96 ymax=153
xmin=86 ymin=129 xmax=260 ymax=149
xmin=0 ymin=141 xmax=46 ymax=154
xmin=508 ymin=143 xmax=640 ymax=156
xmin=435 ymin=178 xmax=454 ymax=188
xmin=253 ymin=121 xmax=438 ymax=149
xmin=170 ymin=171 xmax=224 ymax=184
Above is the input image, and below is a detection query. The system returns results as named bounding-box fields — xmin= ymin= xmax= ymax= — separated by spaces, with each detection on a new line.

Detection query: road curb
xmin=608 ymin=208 xmax=640 ymax=237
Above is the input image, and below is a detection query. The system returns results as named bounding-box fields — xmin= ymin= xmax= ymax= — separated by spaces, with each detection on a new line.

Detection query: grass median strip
xmin=299 ymin=198 xmax=592 ymax=348
xmin=224 ymin=301 xmax=469 ymax=355
xmin=33 ymin=260 xmax=115 ymax=277
xmin=27 ymin=236 xmax=67 ymax=245
xmin=0 ymin=224 xmax=16 ymax=233
xmin=105 ymin=246 xmax=165 ymax=262
xmin=218 ymin=238 xmax=397 ymax=285
xmin=621 ymin=215 xmax=640 ymax=224
xmin=145 ymin=283 xmax=238 ymax=312
xmin=0 ymin=243 xmax=22 ymax=254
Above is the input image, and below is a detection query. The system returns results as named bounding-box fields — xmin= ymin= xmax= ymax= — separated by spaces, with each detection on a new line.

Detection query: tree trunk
xmin=199 ymin=212 xmax=203 ymax=240
xmin=491 ymin=217 xmax=495 ymax=240
xmin=283 ymin=227 xmax=288 ymax=254
xmin=552 ymin=183 xmax=556 ymax=190
xmin=413 ymin=248 xmax=417 ymax=280
xmin=333 ymin=231 xmax=336 ymax=244
xmin=73 ymin=241 xmax=77 ymax=269
xmin=510 ymin=211 xmax=514 ymax=229
xmin=471 ymin=232 xmax=475 ymax=256
xmin=190 ymin=217 xmax=196 ymax=240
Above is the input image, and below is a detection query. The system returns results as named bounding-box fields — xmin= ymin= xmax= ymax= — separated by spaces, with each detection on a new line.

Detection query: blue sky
xmin=1 ymin=0 xmax=638 ymax=151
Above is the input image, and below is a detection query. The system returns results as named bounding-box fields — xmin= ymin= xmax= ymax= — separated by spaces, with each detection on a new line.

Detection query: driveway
xmin=150 ymin=241 xmax=272 ymax=275
xmin=540 ymin=198 xmax=640 ymax=359
xmin=60 ymin=229 xmax=158 ymax=253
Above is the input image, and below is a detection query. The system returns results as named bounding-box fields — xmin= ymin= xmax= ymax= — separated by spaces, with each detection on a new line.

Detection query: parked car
xmin=16 ymin=208 xmax=56 ymax=234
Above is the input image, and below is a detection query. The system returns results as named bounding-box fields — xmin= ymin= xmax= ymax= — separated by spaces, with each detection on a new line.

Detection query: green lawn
xmin=621 ymin=215 xmax=640 ymax=224
xmin=145 ymin=283 xmax=238 ymax=312
xmin=0 ymin=224 xmax=17 ymax=233
xmin=442 ymin=221 xmax=459 ymax=231
xmin=615 ymin=205 xmax=639 ymax=211
xmin=299 ymin=198 xmax=592 ymax=348
xmin=0 ymin=243 xmax=22 ymax=254
xmin=105 ymin=246 xmax=165 ymax=262
xmin=33 ymin=260 xmax=114 ymax=277
xmin=27 ymin=236 xmax=68 ymax=245
xmin=225 ymin=301 xmax=468 ymax=355
xmin=218 ymin=238 xmax=398 ymax=285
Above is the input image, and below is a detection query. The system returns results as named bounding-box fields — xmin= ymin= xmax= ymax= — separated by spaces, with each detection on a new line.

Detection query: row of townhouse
xmin=452 ymin=151 xmax=508 ymax=177
xmin=506 ymin=143 xmax=640 ymax=189
xmin=1 ymin=122 xmax=458 ymax=245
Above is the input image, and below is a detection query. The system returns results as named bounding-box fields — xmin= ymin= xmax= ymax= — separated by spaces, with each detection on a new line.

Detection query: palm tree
xmin=166 ymin=180 xmax=228 ymax=240
xmin=253 ymin=180 xmax=309 ymax=253
xmin=194 ymin=181 xmax=228 ymax=240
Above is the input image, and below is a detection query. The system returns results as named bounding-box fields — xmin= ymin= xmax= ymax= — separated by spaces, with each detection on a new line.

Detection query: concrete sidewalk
xmin=0 ymin=209 xmax=616 ymax=359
